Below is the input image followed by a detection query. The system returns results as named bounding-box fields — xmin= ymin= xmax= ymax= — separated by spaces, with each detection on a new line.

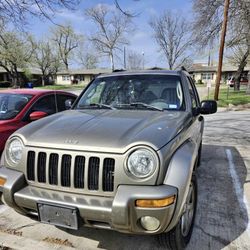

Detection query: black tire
xmin=158 ymin=175 xmax=197 ymax=250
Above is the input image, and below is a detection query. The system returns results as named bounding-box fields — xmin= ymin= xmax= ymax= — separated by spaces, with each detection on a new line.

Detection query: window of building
xmin=202 ymin=73 xmax=214 ymax=80
xmin=62 ymin=75 xmax=70 ymax=81
xmin=79 ymin=75 xmax=85 ymax=81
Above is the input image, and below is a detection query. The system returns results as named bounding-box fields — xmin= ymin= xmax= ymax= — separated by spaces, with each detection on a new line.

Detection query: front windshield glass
xmin=76 ymin=74 xmax=184 ymax=111
xmin=0 ymin=93 xmax=33 ymax=120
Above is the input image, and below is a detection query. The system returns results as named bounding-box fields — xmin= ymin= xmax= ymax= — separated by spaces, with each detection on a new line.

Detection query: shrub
xmin=197 ymin=79 xmax=204 ymax=85
xmin=0 ymin=81 xmax=11 ymax=88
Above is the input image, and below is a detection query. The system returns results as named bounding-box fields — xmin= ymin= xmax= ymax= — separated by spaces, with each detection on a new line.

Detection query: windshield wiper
xmin=116 ymin=102 xmax=163 ymax=111
xmin=78 ymin=103 xmax=115 ymax=110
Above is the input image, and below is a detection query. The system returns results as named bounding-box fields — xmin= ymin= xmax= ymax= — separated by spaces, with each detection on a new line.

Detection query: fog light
xmin=0 ymin=177 xmax=6 ymax=187
xmin=140 ymin=216 xmax=160 ymax=231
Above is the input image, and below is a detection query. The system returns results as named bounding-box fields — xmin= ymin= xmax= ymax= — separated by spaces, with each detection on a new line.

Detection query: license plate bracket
xmin=37 ymin=202 xmax=80 ymax=230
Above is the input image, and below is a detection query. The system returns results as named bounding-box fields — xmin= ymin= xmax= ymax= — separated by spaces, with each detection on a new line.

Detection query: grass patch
xmin=205 ymin=87 xmax=250 ymax=107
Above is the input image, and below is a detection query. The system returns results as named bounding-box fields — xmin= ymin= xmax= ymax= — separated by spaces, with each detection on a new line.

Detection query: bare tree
xmin=127 ymin=50 xmax=143 ymax=70
xmin=51 ymin=24 xmax=82 ymax=70
xmin=230 ymin=46 xmax=250 ymax=90
xmin=150 ymin=11 xmax=192 ymax=70
xmin=0 ymin=0 xmax=79 ymax=26
xmin=0 ymin=25 xmax=35 ymax=87
xmin=77 ymin=43 xmax=99 ymax=69
xmin=85 ymin=5 xmax=132 ymax=70
xmin=114 ymin=0 xmax=140 ymax=18
xmin=33 ymin=40 xmax=62 ymax=86
xmin=192 ymin=0 xmax=250 ymax=90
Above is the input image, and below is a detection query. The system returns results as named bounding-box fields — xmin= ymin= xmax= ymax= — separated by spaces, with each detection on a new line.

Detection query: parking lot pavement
xmin=0 ymin=110 xmax=250 ymax=250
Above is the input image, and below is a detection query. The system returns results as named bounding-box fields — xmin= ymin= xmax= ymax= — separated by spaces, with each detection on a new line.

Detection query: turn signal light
xmin=0 ymin=177 xmax=6 ymax=187
xmin=135 ymin=195 xmax=175 ymax=208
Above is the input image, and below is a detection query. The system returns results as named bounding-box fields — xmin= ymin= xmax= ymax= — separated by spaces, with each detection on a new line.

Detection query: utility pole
xmin=142 ymin=51 xmax=145 ymax=69
xmin=214 ymin=0 xmax=230 ymax=101
xmin=123 ymin=46 xmax=126 ymax=69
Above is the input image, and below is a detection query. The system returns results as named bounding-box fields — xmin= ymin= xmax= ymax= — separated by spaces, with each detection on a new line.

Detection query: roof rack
xmin=181 ymin=66 xmax=187 ymax=71
xmin=112 ymin=69 xmax=126 ymax=72
xmin=148 ymin=67 xmax=164 ymax=70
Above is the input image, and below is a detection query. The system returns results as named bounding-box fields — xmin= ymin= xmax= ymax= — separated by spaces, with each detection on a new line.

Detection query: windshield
xmin=75 ymin=74 xmax=184 ymax=111
xmin=0 ymin=93 xmax=33 ymax=120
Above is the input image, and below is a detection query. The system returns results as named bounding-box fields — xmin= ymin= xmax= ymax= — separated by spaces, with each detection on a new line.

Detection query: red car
xmin=0 ymin=89 xmax=77 ymax=155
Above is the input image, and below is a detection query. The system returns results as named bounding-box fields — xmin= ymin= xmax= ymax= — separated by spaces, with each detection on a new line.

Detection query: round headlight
xmin=127 ymin=149 xmax=158 ymax=178
xmin=7 ymin=138 xmax=24 ymax=164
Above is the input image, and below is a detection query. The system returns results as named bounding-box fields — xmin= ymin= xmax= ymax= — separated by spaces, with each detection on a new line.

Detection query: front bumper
xmin=0 ymin=167 xmax=177 ymax=234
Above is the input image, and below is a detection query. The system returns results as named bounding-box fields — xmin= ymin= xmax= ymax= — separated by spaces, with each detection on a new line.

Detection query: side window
xmin=57 ymin=95 xmax=76 ymax=112
xmin=187 ymin=76 xmax=199 ymax=108
xmin=31 ymin=95 xmax=56 ymax=115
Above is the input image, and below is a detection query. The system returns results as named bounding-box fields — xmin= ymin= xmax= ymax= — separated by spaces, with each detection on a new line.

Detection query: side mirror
xmin=65 ymin=99 xmax=73 ymax=110
xmin=29 ymin=111 xmax=48 ymax=121
xmin=200 ymin=100 xmax=217 ymax=114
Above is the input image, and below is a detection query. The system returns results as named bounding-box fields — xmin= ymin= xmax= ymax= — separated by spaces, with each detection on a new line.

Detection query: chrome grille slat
xmin=26 ymin=151 xmax=115 ymax=193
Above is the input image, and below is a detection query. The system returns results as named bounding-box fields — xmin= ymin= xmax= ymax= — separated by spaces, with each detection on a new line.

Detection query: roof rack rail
xmin=112 ymin=69 xmax=126 ymax=72
xmin=148 ymin=67 xmax=164 ymax=70
xmin=181 ymin=66 xmax=187 ymax=71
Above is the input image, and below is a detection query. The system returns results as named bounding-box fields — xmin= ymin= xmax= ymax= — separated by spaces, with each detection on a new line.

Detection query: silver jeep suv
xmin=0 ymin=70 xmax=217 ymax=249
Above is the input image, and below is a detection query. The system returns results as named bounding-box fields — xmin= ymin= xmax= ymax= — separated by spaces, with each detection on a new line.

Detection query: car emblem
xmin=64 ymin=139 xmax=79 ymax=145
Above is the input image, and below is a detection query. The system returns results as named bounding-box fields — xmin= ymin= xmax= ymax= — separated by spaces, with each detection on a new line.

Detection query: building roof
xmin=189 ymin=64 xmax=250 ymax=73
xmin=57 ymin=68 xmax=112 ymax=75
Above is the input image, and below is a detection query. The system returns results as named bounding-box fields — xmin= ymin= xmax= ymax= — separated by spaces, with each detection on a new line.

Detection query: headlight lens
xmin=7 ymin=138 xmax=24 ymax=164
xmin=127 ymin=149 xmax=157 ymax=178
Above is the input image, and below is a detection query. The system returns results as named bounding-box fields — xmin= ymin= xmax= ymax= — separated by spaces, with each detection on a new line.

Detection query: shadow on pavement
xmin=188 ymin=144 xmax=248 ymax=250
xmin=59 ymin=144 xmax=248 ymax=250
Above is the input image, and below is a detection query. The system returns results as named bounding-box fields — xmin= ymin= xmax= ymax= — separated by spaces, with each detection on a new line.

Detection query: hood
xmin=15 ymin=109 xmax=191 ymax=153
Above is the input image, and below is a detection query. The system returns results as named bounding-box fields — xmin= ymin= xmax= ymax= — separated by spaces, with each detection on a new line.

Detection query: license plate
xmin=37 ymin=202 xmax=79 ymax=230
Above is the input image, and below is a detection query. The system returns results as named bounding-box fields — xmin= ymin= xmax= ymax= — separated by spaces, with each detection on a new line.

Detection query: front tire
xmin=158 ymin=175 xmax=197 ymax=250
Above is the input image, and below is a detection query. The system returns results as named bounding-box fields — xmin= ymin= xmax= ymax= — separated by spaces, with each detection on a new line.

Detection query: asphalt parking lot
xmin=0 ymin=109 xmax=250 ymax=250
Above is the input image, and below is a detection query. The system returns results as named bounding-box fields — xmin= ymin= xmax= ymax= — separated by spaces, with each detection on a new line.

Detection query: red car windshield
xmin=0 ymin=93 xmax=33 ymax=120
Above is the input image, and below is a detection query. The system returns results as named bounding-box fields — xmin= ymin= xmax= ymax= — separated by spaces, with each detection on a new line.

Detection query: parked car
xmin=0 ymin=70 xmax=216 ymax=249
xmin=226 ymin=76 xmax=249 ymax=87
xmin=0 ymin=89 xmax=77 ymax=155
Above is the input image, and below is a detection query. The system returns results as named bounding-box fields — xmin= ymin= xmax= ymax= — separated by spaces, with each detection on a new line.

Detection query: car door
xmin=186 ymin=76 xmax=203 ymax=146
xmin=22 ymin=94 xmax=57 ymax=123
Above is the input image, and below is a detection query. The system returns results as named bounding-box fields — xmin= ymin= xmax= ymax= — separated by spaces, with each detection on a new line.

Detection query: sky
xmin=26 ymin=0 xmax=212 ymax=69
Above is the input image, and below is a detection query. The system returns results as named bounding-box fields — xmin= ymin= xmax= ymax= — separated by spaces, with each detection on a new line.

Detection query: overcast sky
xmin=27 ymin=0 xmax=212 ymax=69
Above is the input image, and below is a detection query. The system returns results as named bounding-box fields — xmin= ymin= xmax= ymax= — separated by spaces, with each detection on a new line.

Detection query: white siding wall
xmin=56 ymin=75 xmax=71 ymax=85
xmin=56 ymin=74 xmax=93 ymax=85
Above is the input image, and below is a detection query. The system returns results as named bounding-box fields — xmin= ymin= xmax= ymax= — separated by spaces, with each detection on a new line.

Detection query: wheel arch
xmin=163 ymin=139 xmax=197 ymax=232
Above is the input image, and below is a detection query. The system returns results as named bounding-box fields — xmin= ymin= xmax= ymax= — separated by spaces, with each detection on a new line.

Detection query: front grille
xmin=103 ymin=158 xmax=115 ymax=192
xmin=61 ymin=155 xmax=71 ymax=187
xmin=27 ymin=151 xmax=35 ymax=181
xmin=74 ymin=156 xmax=85 ymax=188
xmin=88 ymin=157 xmax=100 ymax=190
xmin=49 ymin=154 xmax=58 ymax=185
xmin=26 ymin=151 xmax=115 ymax=193
xmin=37 ymin=152 xmax=46 ymax=183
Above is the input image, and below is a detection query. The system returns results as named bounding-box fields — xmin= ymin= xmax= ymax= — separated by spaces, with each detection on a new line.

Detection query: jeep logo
xmin=64 ymin=139 xmax=79 ymax=144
